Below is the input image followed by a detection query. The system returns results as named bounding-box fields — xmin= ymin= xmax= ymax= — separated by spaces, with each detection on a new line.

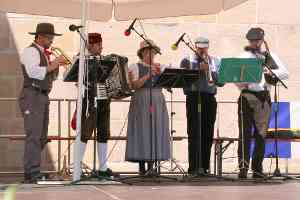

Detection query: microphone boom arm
xmin=130 ymin=26 xmax=161 ymax=55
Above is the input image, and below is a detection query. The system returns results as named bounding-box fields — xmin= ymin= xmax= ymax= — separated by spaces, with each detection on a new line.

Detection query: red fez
xmin=88 ymin=33 xmax=102 ymax=44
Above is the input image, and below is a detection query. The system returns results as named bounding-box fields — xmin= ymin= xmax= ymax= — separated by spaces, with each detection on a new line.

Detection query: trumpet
xmin=50 ymin=46 xmax=72 ymax=65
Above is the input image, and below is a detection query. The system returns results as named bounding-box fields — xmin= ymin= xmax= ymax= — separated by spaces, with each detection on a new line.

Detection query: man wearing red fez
xmin=74 ymin=33 xmax=115 ymax=180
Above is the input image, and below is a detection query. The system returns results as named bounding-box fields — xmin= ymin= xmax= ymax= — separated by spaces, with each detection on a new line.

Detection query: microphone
xmin=171 ymin=33 xmax=186 ymax=50
xmin=69 ymin=24 xmax=84 ymax=32
xmin=124 ymin=18 xmax=137 ymax=36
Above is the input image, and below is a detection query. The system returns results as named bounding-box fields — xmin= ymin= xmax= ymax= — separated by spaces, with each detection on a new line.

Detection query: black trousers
xmin=96 ymin=99 xmax=111 ymax=143
xmin=238 ymin=90 xmax=271 ymax=173
xmin=81 ymin=94 xmax=111 ymax=143
xmin=186 ymin=92 xmax=217 ymax=173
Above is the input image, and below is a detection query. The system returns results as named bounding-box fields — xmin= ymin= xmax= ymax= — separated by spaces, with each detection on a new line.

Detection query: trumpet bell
xmin=51 ymin=47 xmax=72 ymax=65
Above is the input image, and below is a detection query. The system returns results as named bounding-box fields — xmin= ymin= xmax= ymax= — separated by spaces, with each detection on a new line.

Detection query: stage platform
xmin=0 ymin=174 xmax=300 ymax=200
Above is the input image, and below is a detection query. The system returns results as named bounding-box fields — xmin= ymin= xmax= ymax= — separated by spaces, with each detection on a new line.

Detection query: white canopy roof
xmin=0 ymin=0 xmax=248 ymax=21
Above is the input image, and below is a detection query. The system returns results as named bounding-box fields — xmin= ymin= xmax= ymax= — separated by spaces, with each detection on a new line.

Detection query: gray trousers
xmin=238 ymin=90 xmax=271 ymax=173
xmin=19 ymin=88 xmax=49 ymax=175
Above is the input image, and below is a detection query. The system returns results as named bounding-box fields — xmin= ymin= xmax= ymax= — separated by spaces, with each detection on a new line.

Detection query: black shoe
xmin=191 ymin=168 xmax=208 ymax=177
xmin=238 ymin=170 xmax=248 ymax=179
xmin=187 ymin=168 xmax=193 ymax=175
xmin=139 ymin=161 xmax=146 ymax=175
xmin=252 ymin=171 xmax=266 ymax=179
xmin=23 ymin=176 xmax=36 ymax=184
xmin=188 ymin=170 xmax=201 ymax=176
xmin=80 ymin=171 xmax=88 ymax=179
xmin=97 ymin=168 xmax=118 ymax=179
xmin=238 ymin=173 xmax=247 ymax=179
xmin=145 ymin=169 xmax=159 ymax=177
xmin=23 ymin=179 xmax=36 ymax=184
xmin=23 ymin=172 xmax=48 ymax=184
xmin=139 ymin=170 xmax=146 ymax=175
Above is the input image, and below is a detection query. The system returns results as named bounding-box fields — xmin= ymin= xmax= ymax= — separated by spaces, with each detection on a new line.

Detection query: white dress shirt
xmin=20 ymin=43 xmax=48 ymax=80
xmin=237 ymin=51 xmax=289 ymax=92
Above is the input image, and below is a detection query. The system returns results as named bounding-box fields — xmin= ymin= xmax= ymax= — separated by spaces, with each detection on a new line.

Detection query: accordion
xmin=103 ymin=54 xmax=132 ymax=99
xmin=63 ymin=54 xmax=132 ymax=99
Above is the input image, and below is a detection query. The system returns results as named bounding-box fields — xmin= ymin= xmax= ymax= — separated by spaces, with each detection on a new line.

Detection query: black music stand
xmin=63 ymin=57 xmax=115 ymax=82
xmin=153 ymin=68 xmax=200 ymax=89
xmin=154 ymin=68 xmax=199 ymax=177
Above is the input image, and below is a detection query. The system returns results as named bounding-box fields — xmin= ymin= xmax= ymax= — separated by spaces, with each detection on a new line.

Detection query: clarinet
xmin=263 ymin=40 xmax=279 ymax=85
xmin=199 ymin=53 xmax=214 ymax=86
xmin=245 ymin=45 xmax=278 ymax=85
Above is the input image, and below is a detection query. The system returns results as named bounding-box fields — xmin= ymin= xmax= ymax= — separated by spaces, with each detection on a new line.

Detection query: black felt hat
xmin=29 ymin=23 xmax=62 ymax=36
xmin=246 ymin=27 xmax=264 ymax=40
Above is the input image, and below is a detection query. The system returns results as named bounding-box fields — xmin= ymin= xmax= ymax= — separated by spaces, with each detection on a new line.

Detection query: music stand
xmin=218 ymin=58 xmax=263 ymax=179
xmin=154 ymin=68 xmax=200 ymax=88
xmin=154 ymin=68 xmax=200 ymax=176
xmin=218 ymin=58 xmax=263 ymax=84
xmin=63 ymin=57 xmax=115 ymax=82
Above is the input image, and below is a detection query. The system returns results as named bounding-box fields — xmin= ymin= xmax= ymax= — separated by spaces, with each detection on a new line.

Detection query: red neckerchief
xmin=44 ymin=48 xmax=52 ymax=64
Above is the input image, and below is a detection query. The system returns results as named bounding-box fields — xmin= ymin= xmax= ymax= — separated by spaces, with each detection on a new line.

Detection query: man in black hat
xmin=236 ymin=27 xmax=289 ymax=179
xmin=19 ymin=22 xmax=68 ymax=183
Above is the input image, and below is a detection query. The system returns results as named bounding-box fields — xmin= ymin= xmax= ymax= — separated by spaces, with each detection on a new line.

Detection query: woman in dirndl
xmin=125 ymin=39 xmax=170 ymax=175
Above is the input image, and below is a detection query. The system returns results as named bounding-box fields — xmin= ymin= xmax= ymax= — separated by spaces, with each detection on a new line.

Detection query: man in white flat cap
xmin=180 ymin=36 xmax=223 ymax=176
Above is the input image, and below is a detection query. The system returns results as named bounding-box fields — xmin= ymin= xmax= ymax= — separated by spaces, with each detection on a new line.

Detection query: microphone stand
xmin=262 ymin=58 xmax=293 ymax=180
xmin=250 ymin=48 xmax=291 ymax=180
xmin=180 ymin=39 xmax=205 ymax=178
xmin=72 ymin=26 xmax=89 ymax=183
xmin=74 ymin=28 xmax=88 ymax=48
xmin=120 ymin=26 xmax=177 ymax=183
xmin=164 ymin=88 xmax=186 ymax=175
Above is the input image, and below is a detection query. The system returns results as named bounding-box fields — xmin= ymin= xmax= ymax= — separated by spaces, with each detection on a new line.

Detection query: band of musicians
xmin=18 ymin=22 xmax=289 ymax=183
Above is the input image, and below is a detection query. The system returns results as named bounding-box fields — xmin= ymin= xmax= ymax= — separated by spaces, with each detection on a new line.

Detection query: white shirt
xmin=237 ymin=51 xmax=289 ymax=92
xmin=20 ymin=43 xmax=48 ymax=80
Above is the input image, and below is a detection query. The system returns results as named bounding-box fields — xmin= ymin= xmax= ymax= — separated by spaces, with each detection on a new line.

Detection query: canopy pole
xmin=73 ymin=0 xmax=88 ymax=182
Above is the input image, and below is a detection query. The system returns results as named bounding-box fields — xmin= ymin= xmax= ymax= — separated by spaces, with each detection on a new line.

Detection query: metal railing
xmin=0 ymin=97 xmax=237 ymax=174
